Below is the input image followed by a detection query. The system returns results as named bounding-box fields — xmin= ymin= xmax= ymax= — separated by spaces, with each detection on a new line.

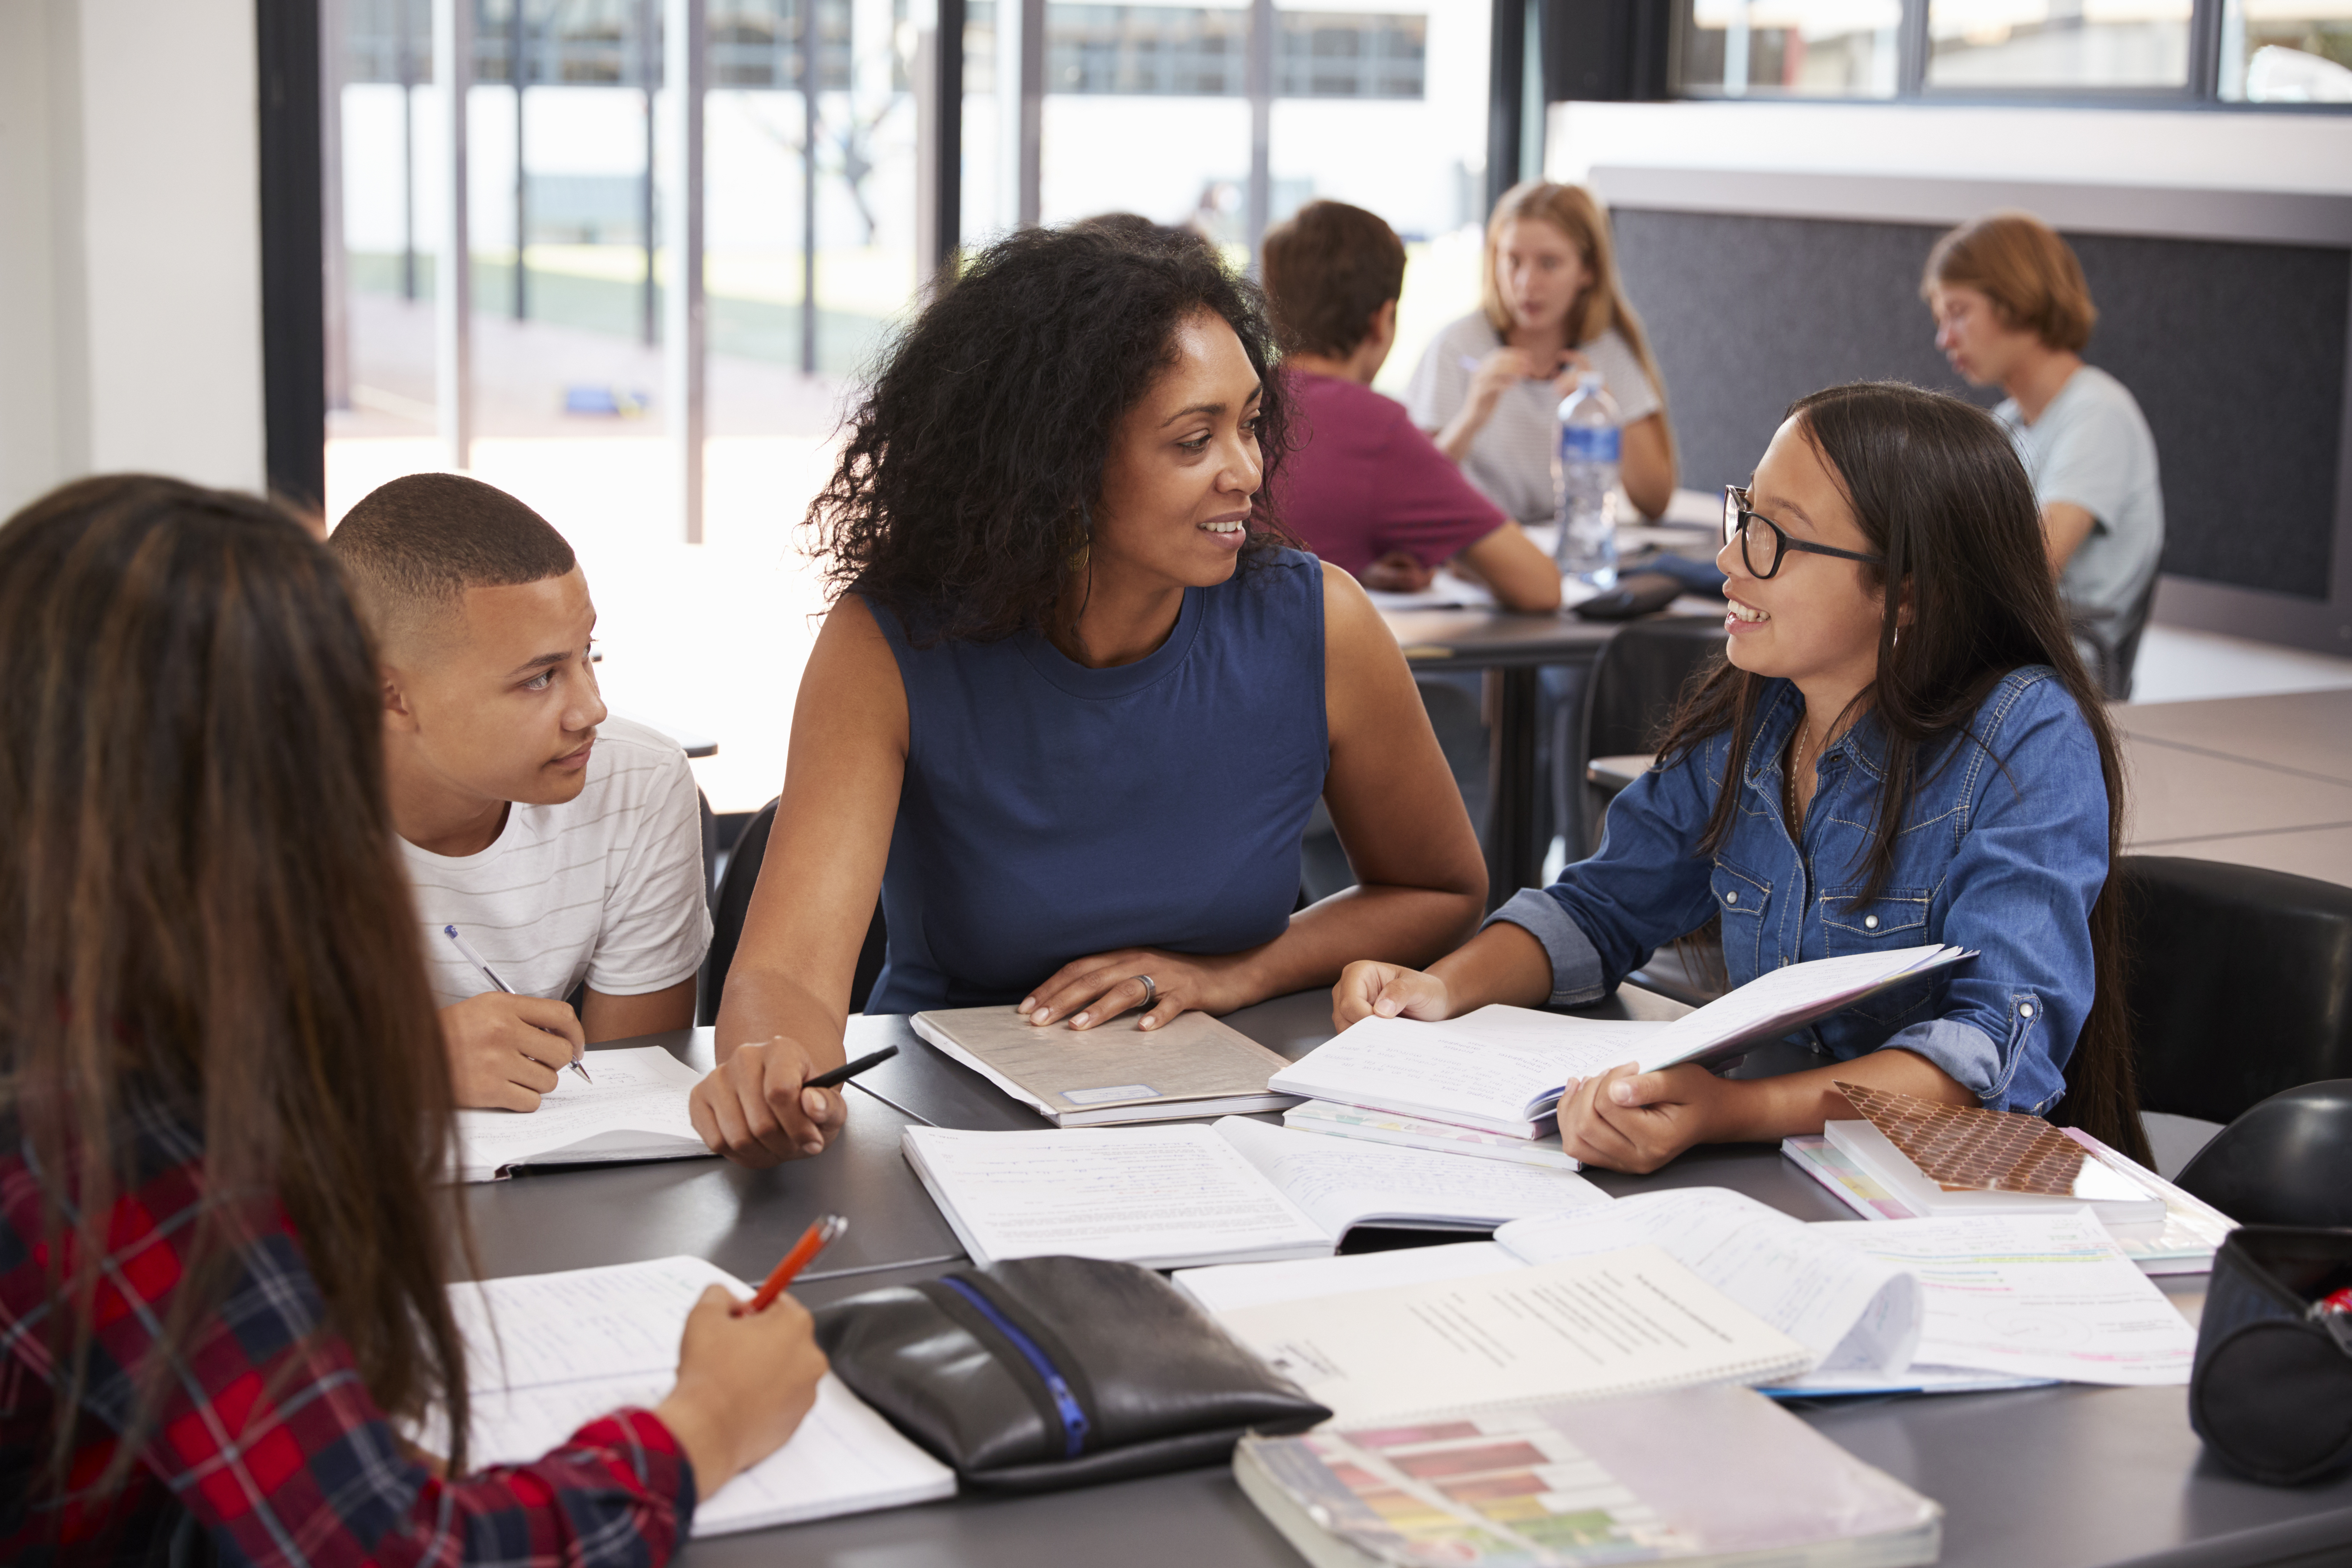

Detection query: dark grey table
xmin=461 ymin=1032 xmax=964 ymax=1292
xmin=480 ymin=1005 xmax=2352 ymax=1568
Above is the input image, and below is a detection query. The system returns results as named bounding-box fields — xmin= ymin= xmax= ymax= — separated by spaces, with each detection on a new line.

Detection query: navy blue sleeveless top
xmin=865 ymin=549 xmax=1329 ymax=1013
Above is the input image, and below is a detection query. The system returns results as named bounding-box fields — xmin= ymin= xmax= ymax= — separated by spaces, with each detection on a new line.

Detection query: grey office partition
xmin=1590 ymin=167 xmax=2352 ymax=655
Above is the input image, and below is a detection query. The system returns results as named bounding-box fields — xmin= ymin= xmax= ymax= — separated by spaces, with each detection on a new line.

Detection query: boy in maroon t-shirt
xmin=1262 ymin=201 xmax=1560 ymax=612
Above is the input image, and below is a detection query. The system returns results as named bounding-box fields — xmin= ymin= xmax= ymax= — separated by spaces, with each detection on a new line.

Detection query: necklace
xmin=1785 ymin=716 xmax=1824 ymax=827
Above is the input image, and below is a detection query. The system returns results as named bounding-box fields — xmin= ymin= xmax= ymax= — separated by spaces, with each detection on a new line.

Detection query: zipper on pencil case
xmin=938 ymin=1275 xmax=1091 ymax=1459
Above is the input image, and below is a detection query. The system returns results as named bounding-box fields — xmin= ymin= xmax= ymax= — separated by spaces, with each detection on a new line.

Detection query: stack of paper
xmin=441 ymin=1255 xmax=955 ymax=1535
xmin=899 ymin=1116 xmax=1609 ymax=1270
xmin=1176 ymin=1186 xmax=2197 ymax=1396
xmin=1210 ymin=1249 xmax=1814 ymax=1426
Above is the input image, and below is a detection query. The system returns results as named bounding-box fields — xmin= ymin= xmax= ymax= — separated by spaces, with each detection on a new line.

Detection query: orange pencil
xmin=746 ymin=1215 xmax=849 ymax=1312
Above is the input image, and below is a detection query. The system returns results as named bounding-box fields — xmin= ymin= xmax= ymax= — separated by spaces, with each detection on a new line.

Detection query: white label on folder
xmin=1060 ymin=1083 xmax=1160 ymax=1106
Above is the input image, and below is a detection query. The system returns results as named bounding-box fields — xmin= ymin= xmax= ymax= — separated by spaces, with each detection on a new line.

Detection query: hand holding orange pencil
xmin=740 ymin=1214 xmax=850 ymax=1315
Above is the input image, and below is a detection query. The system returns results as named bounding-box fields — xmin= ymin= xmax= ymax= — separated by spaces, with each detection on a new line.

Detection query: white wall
xmin=0 ymin=0 xmax=268 ymax=518
xmin=1547 ymin=99 xmax=2352 ymax=196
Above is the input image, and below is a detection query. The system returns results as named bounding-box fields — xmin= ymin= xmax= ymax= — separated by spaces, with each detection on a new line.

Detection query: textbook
xmin=1268 ymin=946 xmax=1972 ymax=1139
xmin=1819 ymin=1083 xmax=2167 ymax=1227
xmin=1283 ymin=1099 xmax=1581 ymax=1170
xmin=437 ymin=1255 xmax=955 ymax=1535
xmin=452 ymin=1045 xmax=713 ymax=1183
xmin=1781 ymin=1129 xmax=2235 ymax=1275
xmin=898 ymin=1116 xmax=1609 ymax=1270
xmin=1234 ymin=1385 xmax=1942 ymax=1568
xmin=909 ymin=1005 xmax=1298 ymax=1125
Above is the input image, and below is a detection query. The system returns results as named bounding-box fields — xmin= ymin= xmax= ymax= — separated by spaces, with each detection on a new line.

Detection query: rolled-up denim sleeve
xmin=1480 ymin=742 xmax=1722 ymax=1006
xmin=1876 ymin=1016 xmax=2004 ymax=1104
xmin=1910 ymin=677 xmax=2109 ymax=1115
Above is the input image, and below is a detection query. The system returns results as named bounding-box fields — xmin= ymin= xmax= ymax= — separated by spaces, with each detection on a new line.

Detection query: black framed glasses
xmin=1722 ymin=486 xmax=1886 ymax=580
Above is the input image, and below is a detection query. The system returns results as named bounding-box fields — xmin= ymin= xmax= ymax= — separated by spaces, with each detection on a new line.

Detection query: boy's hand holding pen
xmin=445 ymin=925 xmax=591 ymax=1082
xmin=440 ymin=925 xmax=591 ymax=1113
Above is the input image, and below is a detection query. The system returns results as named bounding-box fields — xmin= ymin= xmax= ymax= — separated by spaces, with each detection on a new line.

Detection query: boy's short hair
xmin=1923 ymin=211 xmax=2098 ymax=353
xmin=1261 ymin=200 xmax=1407 ymax=359
xmin=328 ymin=473 xmax=577 ymax=658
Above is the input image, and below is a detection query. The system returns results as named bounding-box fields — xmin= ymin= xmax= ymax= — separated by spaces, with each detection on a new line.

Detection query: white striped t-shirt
xmin=404 ymin=714 xmax=713 ymax=1010
xmin=1403 ymin=313 xmax=1663 ymax=525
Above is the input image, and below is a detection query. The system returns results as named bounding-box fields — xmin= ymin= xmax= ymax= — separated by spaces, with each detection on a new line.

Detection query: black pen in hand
xmin=802 ymin=1044 xmax=899 ymax=1091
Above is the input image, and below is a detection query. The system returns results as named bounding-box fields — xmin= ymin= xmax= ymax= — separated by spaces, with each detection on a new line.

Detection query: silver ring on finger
xmin=1134 ymin=975 xmax=1157 ymax=1013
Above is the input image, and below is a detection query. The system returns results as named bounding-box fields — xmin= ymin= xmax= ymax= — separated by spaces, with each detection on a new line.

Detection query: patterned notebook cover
xmin=1832 ymin=1081 xmax=2086 ymax=1195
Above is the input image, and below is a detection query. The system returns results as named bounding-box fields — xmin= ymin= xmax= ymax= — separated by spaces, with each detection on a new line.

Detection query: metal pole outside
xmin=1017 ymin=0 xmax=1041 ymax=226
xmin=433 ymin=0 xmax=473 ymax=471
xmin=664 ymin=0 xmax=706 ymax=542
xmin=400 ymin=0 xmax=417 ymax=299
xmin=800 ymin=0 xmax=818 ymax=373
xmin=1246 ymin=0 xmax=1271 ymax=268
xmin=513 ymin=0 xmax=529 ymax=318
xmin=640 ymin=0 xmax=658 ymax=346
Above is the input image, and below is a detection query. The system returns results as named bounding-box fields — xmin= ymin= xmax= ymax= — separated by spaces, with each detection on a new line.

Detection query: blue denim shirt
xmin=1491 ymin=667 xmax=2108 ymax=1115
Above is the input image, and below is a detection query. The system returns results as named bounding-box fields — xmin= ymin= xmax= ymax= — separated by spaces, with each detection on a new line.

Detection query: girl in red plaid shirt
xmin=0 ymin=477 xmax=828 ymax=1566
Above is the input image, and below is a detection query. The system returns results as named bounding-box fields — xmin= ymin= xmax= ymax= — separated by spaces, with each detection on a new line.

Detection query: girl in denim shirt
xmin=1336 ymin=381 xmax=2143 ymax=1173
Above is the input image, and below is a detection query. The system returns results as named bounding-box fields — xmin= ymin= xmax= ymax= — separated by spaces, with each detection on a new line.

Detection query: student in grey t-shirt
xmin=1405 ymin=182 xmax=1676 ymax=523
xmin=1923 ymin=211 xmax=2163 ymax=694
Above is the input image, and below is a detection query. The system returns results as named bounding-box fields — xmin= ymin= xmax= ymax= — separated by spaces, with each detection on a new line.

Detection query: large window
xmin=327 ymin=0 xmax=923 ymax=812
xmin=1671 ymin=0 xmax=2352 ymax=97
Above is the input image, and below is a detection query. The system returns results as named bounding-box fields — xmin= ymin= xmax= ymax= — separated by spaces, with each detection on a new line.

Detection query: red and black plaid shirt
xmin=0 ymin=1100 xmax=696 ymax=1565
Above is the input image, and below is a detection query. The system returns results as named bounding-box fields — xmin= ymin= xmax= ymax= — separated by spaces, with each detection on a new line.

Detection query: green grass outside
xmin=349 ymin=251 xmax=894 ymax=378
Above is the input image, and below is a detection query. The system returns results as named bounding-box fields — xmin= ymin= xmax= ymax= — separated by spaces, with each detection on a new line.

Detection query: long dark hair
xmin=810 ymin=222 xmax=1295 ymax=645
xmin=0 ymin=476 xmax=472 ymax=1486
xmin=1654 ymin=382 xmax=2143 ymax=1157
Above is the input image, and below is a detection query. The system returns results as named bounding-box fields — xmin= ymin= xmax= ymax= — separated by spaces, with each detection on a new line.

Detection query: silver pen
xmin=442 ymin=924 xmax=591 ymax=1084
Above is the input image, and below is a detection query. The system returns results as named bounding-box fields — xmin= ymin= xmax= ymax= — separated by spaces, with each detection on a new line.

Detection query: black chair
xmin=2173 ymin=1081 xmax=2352 ymax=1227
xmin=1565 ymin=617 xmax=1726 ymax=855
xmin=2121 ymin=856 xmax=2352 ymax=1129
xmin=698 ymin=797 xmax=889 ymax=1025
xmin=2071 ymin=568 xmax=2159 ymax=701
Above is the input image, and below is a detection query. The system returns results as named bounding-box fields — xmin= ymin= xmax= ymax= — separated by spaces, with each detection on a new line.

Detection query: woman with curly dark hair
xmin=690 ymin=224 xmax=1488 ymax=1165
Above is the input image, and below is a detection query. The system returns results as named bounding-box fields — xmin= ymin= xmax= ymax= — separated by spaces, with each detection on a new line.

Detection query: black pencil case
xmin=811 ymin=1255 xmax=1330 ymax=1492
xmin=2189 ymin=1226 xmax=2352 ymax=1484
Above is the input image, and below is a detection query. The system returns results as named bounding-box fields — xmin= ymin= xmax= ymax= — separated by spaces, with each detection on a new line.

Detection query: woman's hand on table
xmin=1018 ymin=948 xmax=1250 ymax=1032
xmin=689 ymin=1037 xmax=849 ymax=1166
xmin=1557 ymin=1062 xmax=1734 ymax=1174
xmin=1330 ymin=960 xmax=1455 ymax=1029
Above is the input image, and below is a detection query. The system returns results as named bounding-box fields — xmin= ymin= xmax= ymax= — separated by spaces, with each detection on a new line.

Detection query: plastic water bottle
xmin=1554 ymin=371 xmax=1621 ymax=589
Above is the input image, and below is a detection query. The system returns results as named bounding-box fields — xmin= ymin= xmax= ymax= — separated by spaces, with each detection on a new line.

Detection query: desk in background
xmin=589 ymin=989 xmax=2352 ymax=1568
xmin=1381 ymin=607 xmax=1719 ymax=905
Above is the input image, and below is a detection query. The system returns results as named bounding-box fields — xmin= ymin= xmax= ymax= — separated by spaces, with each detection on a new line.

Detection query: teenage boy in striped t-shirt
xmin=331 ymin=474 xmax=712 ymax=1111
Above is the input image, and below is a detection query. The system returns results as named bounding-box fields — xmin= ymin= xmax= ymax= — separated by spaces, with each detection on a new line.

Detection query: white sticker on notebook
xmin=1060 ymin=1084 xmax=1160 ymax=1106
